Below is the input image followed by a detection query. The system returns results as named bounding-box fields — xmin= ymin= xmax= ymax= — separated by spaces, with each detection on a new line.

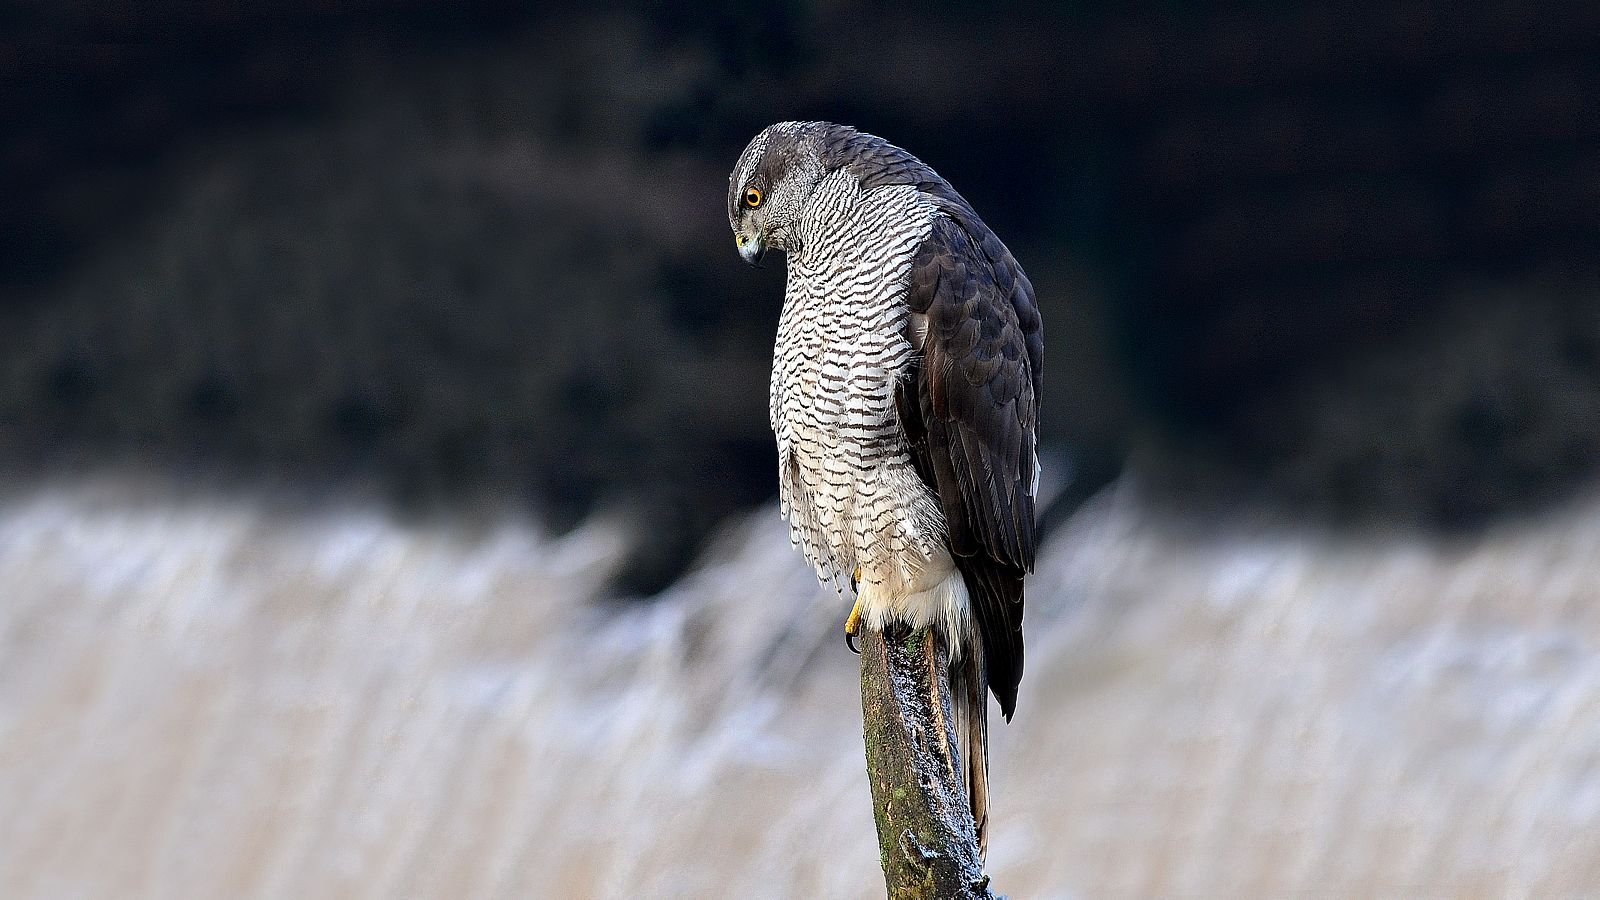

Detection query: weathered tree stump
xmin=859 ymin=624 xmax=1000 ymax=899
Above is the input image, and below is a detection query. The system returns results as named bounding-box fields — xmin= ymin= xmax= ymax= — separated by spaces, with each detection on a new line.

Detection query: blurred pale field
xmin=4 ymin=473 xmax=1600 ymax=898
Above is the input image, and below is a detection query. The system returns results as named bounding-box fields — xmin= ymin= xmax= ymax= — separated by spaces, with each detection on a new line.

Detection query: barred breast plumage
xmin=769 ymin=171 xmax=964 ymax=637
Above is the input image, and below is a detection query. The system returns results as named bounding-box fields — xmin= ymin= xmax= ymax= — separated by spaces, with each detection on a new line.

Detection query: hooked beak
xmin=736 ymin=231 xmax=766 ymax=267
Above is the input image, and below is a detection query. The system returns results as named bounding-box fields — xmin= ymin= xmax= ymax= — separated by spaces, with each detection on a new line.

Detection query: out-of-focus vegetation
xmin=6 ymin=474 xmax=1600 ymax=897
xmin=4 ymin=2 xmax=1597 ymax=588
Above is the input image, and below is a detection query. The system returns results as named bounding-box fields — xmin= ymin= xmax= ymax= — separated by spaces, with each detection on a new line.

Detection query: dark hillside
xmin=5 ymin=1 xmax=1597 ymax=586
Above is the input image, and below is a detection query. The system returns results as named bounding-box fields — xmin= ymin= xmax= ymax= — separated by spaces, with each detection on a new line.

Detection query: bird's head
xmin=727 ymin=121 xmax=830 ymax=266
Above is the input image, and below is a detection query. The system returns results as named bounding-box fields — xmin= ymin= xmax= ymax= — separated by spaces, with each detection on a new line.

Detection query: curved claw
xmin=844 ymin=594 xmax=863 ymax=655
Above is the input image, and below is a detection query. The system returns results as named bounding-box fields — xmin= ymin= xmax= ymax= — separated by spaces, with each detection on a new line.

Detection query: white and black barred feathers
xmin=770 ymin=171 xmax=947 ymax=594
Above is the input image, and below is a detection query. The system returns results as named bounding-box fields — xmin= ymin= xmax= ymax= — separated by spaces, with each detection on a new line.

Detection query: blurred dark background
xmin=5 ymin=1 xmax=1598 ymax=592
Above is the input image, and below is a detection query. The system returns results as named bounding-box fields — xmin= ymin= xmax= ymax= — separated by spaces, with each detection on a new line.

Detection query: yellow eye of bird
xmin=744 ymin=187 xmax=763 ymax=208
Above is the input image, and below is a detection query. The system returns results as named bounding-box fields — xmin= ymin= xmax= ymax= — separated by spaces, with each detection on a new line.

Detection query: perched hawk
xmin=729 ymin=121 xmax=1042 ymax=852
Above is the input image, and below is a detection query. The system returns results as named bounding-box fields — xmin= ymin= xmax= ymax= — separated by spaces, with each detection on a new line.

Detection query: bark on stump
xmin=859 ymin=625 xmax=1000 ymax=899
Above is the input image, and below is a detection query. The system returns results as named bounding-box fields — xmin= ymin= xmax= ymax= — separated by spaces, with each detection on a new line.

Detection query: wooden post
xmin=859 ymin=624 xmax=1000 ymax=899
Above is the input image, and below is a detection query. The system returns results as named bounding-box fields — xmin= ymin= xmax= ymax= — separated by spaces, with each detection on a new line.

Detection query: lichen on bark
xmin=859 ymin=624 xmax=1000 ymax=899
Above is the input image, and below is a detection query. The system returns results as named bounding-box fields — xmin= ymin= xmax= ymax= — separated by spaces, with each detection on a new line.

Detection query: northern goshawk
xmin=729 ymin=121 xmax=1043 ymax=852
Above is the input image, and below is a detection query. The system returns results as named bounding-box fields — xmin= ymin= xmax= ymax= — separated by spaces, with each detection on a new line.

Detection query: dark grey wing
xmin=895 ymin=211 xmax=1042 ymax=720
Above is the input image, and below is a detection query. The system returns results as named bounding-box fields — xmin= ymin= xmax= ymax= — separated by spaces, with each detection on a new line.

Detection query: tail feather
xmin=950 ymin=640 xmax=990 ymax=858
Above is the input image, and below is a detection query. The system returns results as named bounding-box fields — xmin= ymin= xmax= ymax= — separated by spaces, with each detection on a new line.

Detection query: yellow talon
xmin=845 ymin=598 xmax=863 ymax=637
xmin=844 ymin=579 xmax=863 ymax=654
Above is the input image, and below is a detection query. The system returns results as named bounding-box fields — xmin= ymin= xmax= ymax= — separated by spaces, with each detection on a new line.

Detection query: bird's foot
xmin=844 ymin=595 xmax=863 ymax=655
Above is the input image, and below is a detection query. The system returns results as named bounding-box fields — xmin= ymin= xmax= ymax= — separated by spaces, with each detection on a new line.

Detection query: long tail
xmin=949 ymin=639 xmax=990 ymax=858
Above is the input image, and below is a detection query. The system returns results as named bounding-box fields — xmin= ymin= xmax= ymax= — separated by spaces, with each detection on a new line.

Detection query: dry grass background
xmin=4 ymin=472 xmax=1600 ymax=898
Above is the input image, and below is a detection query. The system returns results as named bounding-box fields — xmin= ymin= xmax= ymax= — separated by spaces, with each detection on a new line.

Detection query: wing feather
xmin=896 ymin=212 xmax=1041 ymax=719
